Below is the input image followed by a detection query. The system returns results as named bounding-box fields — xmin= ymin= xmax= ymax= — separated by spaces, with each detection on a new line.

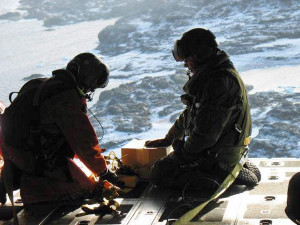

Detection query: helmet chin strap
xmin=76 ymin=87 xmax=105 ymax=139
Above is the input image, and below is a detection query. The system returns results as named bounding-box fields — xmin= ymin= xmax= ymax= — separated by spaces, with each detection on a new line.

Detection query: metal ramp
xmin=0 ymin=158 xmax=299 ymax=225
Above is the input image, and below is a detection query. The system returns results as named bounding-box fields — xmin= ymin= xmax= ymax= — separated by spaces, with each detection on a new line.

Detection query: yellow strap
xmin=244 ymin=136 xmax=251 ymax=146
xmin=173 ymin=162 xmax=243 ymax=225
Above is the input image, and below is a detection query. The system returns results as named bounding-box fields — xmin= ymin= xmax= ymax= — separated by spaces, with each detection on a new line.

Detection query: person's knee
xmin=150 ymin=157 xmax=178 ymax=187
xmin=150 ymin=160 xmax=165 ymax=186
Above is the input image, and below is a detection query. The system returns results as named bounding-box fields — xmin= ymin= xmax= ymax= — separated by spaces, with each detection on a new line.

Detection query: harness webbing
xmin=31 ymin=79 xmax=49 ymax=146
xmin=207 ymin=68 xmax=251 ymax=166
xmin=173 ymin=156 xmax=244 ymax=225
xmin=225 ymin=68 xmax=251 ymax=146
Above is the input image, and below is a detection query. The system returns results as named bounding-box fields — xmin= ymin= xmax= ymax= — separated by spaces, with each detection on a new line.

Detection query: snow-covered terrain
xmin=0 ymin=0 xmax=299 ymax=158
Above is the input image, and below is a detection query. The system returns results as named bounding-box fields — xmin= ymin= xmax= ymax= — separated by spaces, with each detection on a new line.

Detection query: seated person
xmin=145 ymin=28 xmax=261 ymax=190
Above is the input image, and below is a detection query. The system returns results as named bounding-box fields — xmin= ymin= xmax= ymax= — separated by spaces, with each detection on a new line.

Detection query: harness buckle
xmin=189 ymin=161 xmax=200 ymax=168
xmin=180 ymin=158 xmax=204 ymax=168
xmin=234 ymin=124 xmax=242 ymax=134
xmin=239 ymin=148 xmax=249 ymax=165
xmin=207 ymin=150 xmax=219 ymax=158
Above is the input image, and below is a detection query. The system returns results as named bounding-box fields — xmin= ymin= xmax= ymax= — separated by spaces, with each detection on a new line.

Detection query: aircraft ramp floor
xmin=0 ymin=158 xmax=299 ymax=225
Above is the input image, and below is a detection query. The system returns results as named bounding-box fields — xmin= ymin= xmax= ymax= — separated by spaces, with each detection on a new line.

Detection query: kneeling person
xmin=0 ymin=53 xmax=117 ymax=205
xmin=145 ymin=28 xmax=261 ymax=190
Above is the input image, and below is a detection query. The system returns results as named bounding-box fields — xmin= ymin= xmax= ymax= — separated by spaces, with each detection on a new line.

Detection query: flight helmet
xmin=67 ymin=53 xmax=109 ymax=93
xmin=172 ymin=28 xmax=219 ymax=63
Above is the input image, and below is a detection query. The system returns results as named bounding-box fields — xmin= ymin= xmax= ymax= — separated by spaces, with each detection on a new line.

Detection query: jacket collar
xmin=52 ymin=69 xmax=85 ymax=98
xmin=52 ymin=69 xmax=76 ymax=85
xmin=183 ymin=50 xmax=230 ymax=97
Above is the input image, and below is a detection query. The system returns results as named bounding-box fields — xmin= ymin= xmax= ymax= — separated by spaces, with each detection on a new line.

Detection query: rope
xmin=87 ymin=107 xmax=104 ymax=141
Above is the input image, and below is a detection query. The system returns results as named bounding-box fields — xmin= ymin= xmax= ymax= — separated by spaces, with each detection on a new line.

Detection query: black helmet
xmin=66 ymin=53 xmax=109 ymax=92
xmin=172 ymin=28 xmax=219 ymax=63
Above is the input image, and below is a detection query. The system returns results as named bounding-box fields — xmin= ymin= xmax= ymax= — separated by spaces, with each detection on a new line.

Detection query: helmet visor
xmin=172 ymin=40 xmax=184 ymax=62
xmin=99 ymin=75 xmax=109 ymax=88
xmin=96 ymin=66 xmax=109 ymax=89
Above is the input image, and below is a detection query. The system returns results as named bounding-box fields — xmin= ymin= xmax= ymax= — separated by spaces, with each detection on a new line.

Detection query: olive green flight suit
xmin=151 ymin=50 xmax=251 ymax=189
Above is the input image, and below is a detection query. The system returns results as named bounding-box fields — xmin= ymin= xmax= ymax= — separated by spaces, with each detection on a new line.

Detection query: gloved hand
xmin=145 ymin=138 xmax=172 ymax=147
xmin=100 ymin=168 xmax=118 ymax=185
xmin=172 ymin=139 xmax=184 ymax=156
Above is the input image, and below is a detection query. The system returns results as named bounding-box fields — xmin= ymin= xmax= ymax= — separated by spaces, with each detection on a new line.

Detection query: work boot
xmin=0 ymin=174 xmax=7 ymax=205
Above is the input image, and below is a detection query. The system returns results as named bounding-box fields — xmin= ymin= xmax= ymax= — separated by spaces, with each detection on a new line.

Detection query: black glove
xmin=172 ymin=139 xmax=184 ymax=157
xmin=100 ymin=168 xmax=118 ymax=185
xmin=145 ymin=138 xmax=172 ymax=147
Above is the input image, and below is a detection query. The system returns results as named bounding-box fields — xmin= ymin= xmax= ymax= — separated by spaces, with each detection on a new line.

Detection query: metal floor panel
xmin=0 ymin=158 xmax=299 ymax=225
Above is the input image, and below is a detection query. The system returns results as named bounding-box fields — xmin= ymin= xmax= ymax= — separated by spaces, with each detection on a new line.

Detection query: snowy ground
xmin=241 ymin=65 xmax=300 ymax=94
xmin=0 ymin=1 xmax=299 ymax=158
xmin=0 ymin=17 xmax=118 ymax=106
xmin=0 ymin=0 xmax=19 ymax=15
xmin=103 ymin=65 xmax=300 ymax=157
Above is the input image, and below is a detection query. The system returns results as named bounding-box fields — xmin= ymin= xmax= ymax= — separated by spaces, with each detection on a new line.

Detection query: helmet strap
xmin=77 ymin=86 xmax=87 ymax=98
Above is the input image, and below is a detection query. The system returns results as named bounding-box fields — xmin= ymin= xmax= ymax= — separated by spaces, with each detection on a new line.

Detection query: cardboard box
xmin=121 ymin=139 xmax=173 ymax=178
